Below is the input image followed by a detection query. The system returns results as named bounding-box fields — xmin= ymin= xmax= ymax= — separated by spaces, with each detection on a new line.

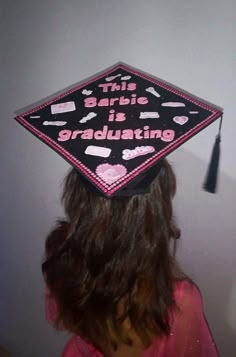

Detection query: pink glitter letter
xmin=58 ymin=130 xmax=72 ymax=142
xmin=161 ymin=129 xmax=175 ymax=142
xmin=84 ymin=97 xmax=97 ymax=108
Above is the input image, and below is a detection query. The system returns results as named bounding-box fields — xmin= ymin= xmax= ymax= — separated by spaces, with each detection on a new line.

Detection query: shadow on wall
xmin=0 ymin=345 xmax=12 ymax=357
xmin=171 ymin=148 xmax=236 ymax=357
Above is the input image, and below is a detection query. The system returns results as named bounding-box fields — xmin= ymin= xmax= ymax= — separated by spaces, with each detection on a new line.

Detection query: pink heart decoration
xmin=96 ymin=164 xmax=127 ymax=185
xmin=173 ymin=116 xmax=189 ymax=125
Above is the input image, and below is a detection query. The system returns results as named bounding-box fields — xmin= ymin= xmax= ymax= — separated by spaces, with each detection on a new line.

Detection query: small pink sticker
xmin=173 ymin=116 xmax=189 ymax=125
xmin=51 ymin=101 xmax=76 ymax=114
xmin=122 ymin=146 xmax=155 ymax=160
xmin=96 ymin=164 xmax=127 ymax=185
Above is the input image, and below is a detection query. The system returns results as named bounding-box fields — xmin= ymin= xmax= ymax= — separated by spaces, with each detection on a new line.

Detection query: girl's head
xmin=44 ymin=159 xmax=181 ymax=350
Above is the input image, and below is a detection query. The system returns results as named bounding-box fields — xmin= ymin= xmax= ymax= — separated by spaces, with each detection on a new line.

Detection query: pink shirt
xmin=45 ymin=280 xmax=219 ymax=356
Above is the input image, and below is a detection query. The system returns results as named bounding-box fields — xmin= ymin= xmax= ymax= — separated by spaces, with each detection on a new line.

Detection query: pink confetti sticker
xmin=122 ymin=146 xmax=155 ymax=160
xmin=173 ymin=116 xmax=189 ymax=125
xmin=51 ymin=101 xmax=76 ymax=114
xmin=96 ymin=164 xmax=127 ymax=185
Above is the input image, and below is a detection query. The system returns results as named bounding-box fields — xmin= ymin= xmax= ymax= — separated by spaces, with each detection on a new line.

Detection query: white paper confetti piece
xmin=146 ymin=87 xmax=161 ymax=98
xmin=105 ymin=74 xmax=121 ymax=82
xmin=189 ymin=111 xmax=199 ymax=114
xmin=43 ymin=121 xmax=67 ymax=126
xmin=162 ymin=102 xmax=185 ymax=107
xmin=79 ymin=112 xmax=97 ymax=123
xmin=139 ymin=112 xmax=160 ymax=119
xmin=82 ymin=89 xmax=93 ymax=95
xmin=121 ymin=75 xmax=131 ymax=80
xmin=51 ymin=101 xmax=76 ymax=114
xmin=85 ymin=145 xmax=111 ymax=158
xmin=30 ymin=116 xmax=41 ymax=119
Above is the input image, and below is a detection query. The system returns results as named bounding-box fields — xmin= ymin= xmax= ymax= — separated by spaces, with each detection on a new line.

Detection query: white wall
xmin=1 ymin=0 xmax=235 ymax=356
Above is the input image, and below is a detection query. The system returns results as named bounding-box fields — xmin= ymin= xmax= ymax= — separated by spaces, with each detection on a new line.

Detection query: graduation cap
xmin=15 ymin=62 xmax=223 ymax=197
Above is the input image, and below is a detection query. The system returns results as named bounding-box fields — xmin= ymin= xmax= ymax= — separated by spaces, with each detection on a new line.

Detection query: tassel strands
xmin=203 ymin=116 xmax=223 ymax=194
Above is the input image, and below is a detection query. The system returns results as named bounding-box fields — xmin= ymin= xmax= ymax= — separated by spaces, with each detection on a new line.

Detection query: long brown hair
xmin=44 ymin=159 xmax=181 ymax=350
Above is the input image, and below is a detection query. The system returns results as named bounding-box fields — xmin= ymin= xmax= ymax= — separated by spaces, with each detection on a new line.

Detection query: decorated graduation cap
xmin=15 ymin=62 xmax=223 ymax=197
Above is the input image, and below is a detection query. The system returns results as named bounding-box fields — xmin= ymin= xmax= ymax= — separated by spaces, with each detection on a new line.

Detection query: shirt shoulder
xmin=174 ymin=279 xmax=203 ymax=310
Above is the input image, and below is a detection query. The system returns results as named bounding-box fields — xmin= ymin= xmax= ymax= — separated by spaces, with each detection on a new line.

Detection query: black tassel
xmin=203 ymin=116 xmax=222 ymax=193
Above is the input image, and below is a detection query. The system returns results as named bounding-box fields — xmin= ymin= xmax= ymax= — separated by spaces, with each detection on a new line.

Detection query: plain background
xmin=1 ymin=0 xmax=236 ymax=356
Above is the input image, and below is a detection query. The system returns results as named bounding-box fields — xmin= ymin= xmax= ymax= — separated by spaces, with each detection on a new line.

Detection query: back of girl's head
xmin=44 ymin=159 xmax=181 ymax=350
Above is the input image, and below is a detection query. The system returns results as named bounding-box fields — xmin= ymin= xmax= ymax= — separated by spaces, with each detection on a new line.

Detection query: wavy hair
xmin=44 ymin=159 xmax=181 ymax=350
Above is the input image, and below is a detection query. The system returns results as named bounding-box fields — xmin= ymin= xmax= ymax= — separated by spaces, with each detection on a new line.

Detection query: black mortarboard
xmin=15 ymin=62 xmax=223 ymax=197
